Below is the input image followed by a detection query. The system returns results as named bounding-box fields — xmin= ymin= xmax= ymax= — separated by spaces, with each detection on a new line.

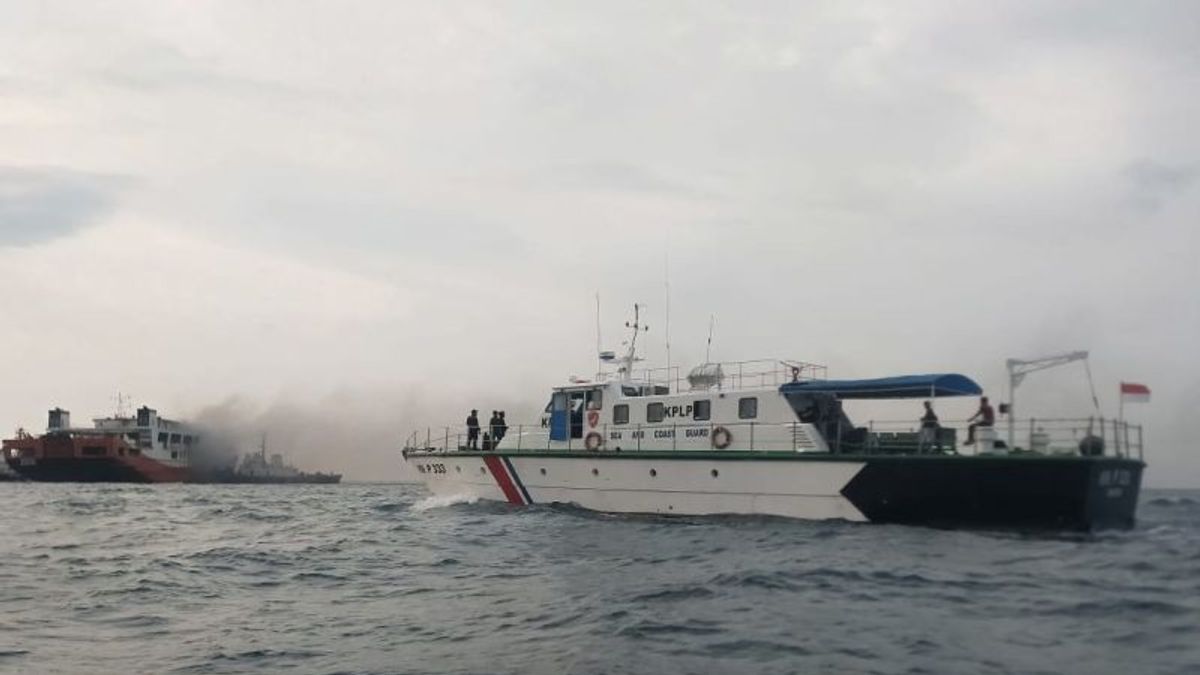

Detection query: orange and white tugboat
xmin=3 ymin=405 xmax=197 ymax=483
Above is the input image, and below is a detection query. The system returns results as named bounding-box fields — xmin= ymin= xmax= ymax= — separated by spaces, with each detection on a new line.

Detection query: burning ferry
xmin=402 ymin=305 xmax=1145 ymax=530
xmin=3 ymin=406 xmax=197 ymax=482
xmin=3 ymin=406 xmax=341 ymax=484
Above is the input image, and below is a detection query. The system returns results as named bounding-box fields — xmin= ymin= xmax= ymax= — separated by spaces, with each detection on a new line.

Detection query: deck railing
xmin=404 ymin=421 xmax=806 ymax=454
xmin=403 ymin=416 xmax=1142 ymax=459
xmin=863 ymin=417 xmax=1143 ymax=460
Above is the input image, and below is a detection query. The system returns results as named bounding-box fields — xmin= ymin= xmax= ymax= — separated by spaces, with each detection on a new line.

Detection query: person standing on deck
xmin=496 ymin=411 xmax=508 ymax=445
xmin=964 ymin=396 xmax=995 ymax=445
xmin=488 ymin=411 xmax=501 ymax=445
xmin=919 ymin=401 xmax=941 ymax=452
xmin=466 ymin=409 xmax=480 ymax=450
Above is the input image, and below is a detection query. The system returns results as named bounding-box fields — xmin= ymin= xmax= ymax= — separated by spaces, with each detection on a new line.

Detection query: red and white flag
xmin=1120 ymin=382 xmax=1151 ymax=403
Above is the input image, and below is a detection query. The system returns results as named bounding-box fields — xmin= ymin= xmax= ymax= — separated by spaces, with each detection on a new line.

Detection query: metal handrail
xmin=403 ymin=420 xmax=804 ymax=453
xmin=864 ymin=416 xmax=1143 ymax=460
xmin=403 ymin=415 xmax=1143 ymax=460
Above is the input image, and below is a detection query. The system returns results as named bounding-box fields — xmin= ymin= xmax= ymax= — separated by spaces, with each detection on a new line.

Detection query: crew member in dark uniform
xmin=919 ymin=401 xmax=940 ymax=452
xmin=466 ymin=409 xmax=480 ymax=449
xmin=496 ymin=411 xmax=508 ymax=445
xmin=965 ymin=396 xmax=995 ymax=445
xmin=488 ymin=411 xmax=501 ymax=445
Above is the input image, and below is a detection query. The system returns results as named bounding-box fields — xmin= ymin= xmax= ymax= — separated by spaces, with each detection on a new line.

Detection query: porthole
xmin=592 ymin=468 xmax=599 ymax=476
xmin=711 ymin=469 xmax=719 ymax=478
xmin=649 ymin=468 xmax=657 ymax=477
xmin=540 ymin=468 xmax=547 ymax=476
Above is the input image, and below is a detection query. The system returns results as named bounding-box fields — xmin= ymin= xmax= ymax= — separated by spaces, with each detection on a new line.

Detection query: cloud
xmin=530 ymin=161 xmax=722 ymax=200
xmin=0 ymin=2 xmax=1197 ymax=486
xmin=1124 ymin=159 xmax=1198 ymax=213
xmin=86 ymin=40 xmax=321 ymax=102
xmin=0 ymin=167 xmax=123 ymax=246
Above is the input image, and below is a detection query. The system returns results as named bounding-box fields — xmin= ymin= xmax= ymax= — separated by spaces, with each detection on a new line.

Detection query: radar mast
xmin=617 ymin=303 xmax=649 ymax=382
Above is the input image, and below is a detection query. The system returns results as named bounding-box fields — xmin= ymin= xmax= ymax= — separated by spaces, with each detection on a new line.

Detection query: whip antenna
xmin=705 ymin=314 xmax=716 ymax=363
xmin=664 ymin=249 xmax=671 ymax=388
xmin=595 ymin=292 xmax=602 ymax=373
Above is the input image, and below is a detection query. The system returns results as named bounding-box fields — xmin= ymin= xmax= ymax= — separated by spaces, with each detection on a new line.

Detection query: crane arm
xmin=1006 ymin=351 xmax=1089 ymax=386
xmin=1004 ymin=350 xmax=1097 ymax=450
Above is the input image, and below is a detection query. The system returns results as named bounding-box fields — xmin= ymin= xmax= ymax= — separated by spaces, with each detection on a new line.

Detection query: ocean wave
xmin=1044 ymin=598 xmax=1194 ymax=617
xmin=412 ymin=492 xmax=479 ymax=511
xmin=2 ymin=484 xmax=1198 ymax=675
xmin=1147 ymin=496 xmax=1198 ymax=507
xmin=701 ymin=638 xmax=812 ymax=658
xmin=618 ymin=619 xmax=725 ymax=639
xmin=631 ymin=586 xmax=716 ymax=602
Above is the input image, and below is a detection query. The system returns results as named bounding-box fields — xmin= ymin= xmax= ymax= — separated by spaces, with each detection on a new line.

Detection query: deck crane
xmin=1005 ymin=350 xmax=1099 ymax=449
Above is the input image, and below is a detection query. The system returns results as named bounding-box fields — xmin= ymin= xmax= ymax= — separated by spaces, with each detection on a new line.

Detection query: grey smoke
xmin=185 ymin=387 xmax=546 ymax=482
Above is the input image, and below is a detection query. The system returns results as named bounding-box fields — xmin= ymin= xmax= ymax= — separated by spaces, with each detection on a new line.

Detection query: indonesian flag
xmin=1120 ymin=382 xmax=1151 ymax=403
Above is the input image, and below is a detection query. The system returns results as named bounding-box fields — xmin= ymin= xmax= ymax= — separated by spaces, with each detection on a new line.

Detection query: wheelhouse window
xmin=586 ymin=389 xmax=603 ymax=410
xmin=613 ymin=404 xmax=629 ymax=425
xmin=157 ymin=432 xmax=168 ymax=444
xmin=693 ymin=400 xmax=711 ymax=421
xmin=738 ymin=397 xmax=758 ymax=419
xmin=647 ymin=402 xmax=665 ymax=423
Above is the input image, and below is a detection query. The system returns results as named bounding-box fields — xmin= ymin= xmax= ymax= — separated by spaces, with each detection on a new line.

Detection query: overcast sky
xmin=1 ymin=2 xmax=1196 ymax=484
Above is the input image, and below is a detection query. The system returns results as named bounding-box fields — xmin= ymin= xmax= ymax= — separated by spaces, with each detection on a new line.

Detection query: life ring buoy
xmin=585 ymin=432 xmax=604 ymax=451
xmin=712 ymin=426 xmax=733 ymax=450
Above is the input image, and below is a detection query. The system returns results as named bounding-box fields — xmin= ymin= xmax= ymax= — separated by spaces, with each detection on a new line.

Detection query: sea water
xmin=1 ymin=483 xmax=1197 ymax=674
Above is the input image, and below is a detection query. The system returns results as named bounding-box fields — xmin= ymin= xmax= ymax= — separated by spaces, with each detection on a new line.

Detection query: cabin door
xmin=568 ymin=391 xmax=586 ymax=439
xmin=549 ymin=392 xmax=569 ymax=441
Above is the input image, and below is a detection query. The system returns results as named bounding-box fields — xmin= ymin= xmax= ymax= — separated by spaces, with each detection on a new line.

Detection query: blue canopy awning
xmin=779 ymin=373 xmax=983 ymax=399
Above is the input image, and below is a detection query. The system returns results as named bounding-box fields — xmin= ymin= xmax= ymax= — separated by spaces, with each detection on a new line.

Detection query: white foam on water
xmin=412 ymin=492 xmax=479 ymax=512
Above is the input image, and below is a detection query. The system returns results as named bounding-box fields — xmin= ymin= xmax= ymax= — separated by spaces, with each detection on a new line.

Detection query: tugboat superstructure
xmin=403 ymin=305 xmax=1145 ymax=530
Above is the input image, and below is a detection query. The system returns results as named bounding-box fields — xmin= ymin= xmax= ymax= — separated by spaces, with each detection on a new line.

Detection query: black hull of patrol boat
xmin=841 ymin=455 xmax=1144 ymax=531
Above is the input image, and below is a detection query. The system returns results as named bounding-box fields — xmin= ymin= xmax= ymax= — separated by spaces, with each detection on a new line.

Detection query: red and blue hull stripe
xmin=483 ymin=455 xmax=534 ymax=505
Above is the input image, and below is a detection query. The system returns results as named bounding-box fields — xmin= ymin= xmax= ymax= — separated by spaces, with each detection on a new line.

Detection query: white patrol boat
xmin=402 ymin=306 xmax=1145 ymax=530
